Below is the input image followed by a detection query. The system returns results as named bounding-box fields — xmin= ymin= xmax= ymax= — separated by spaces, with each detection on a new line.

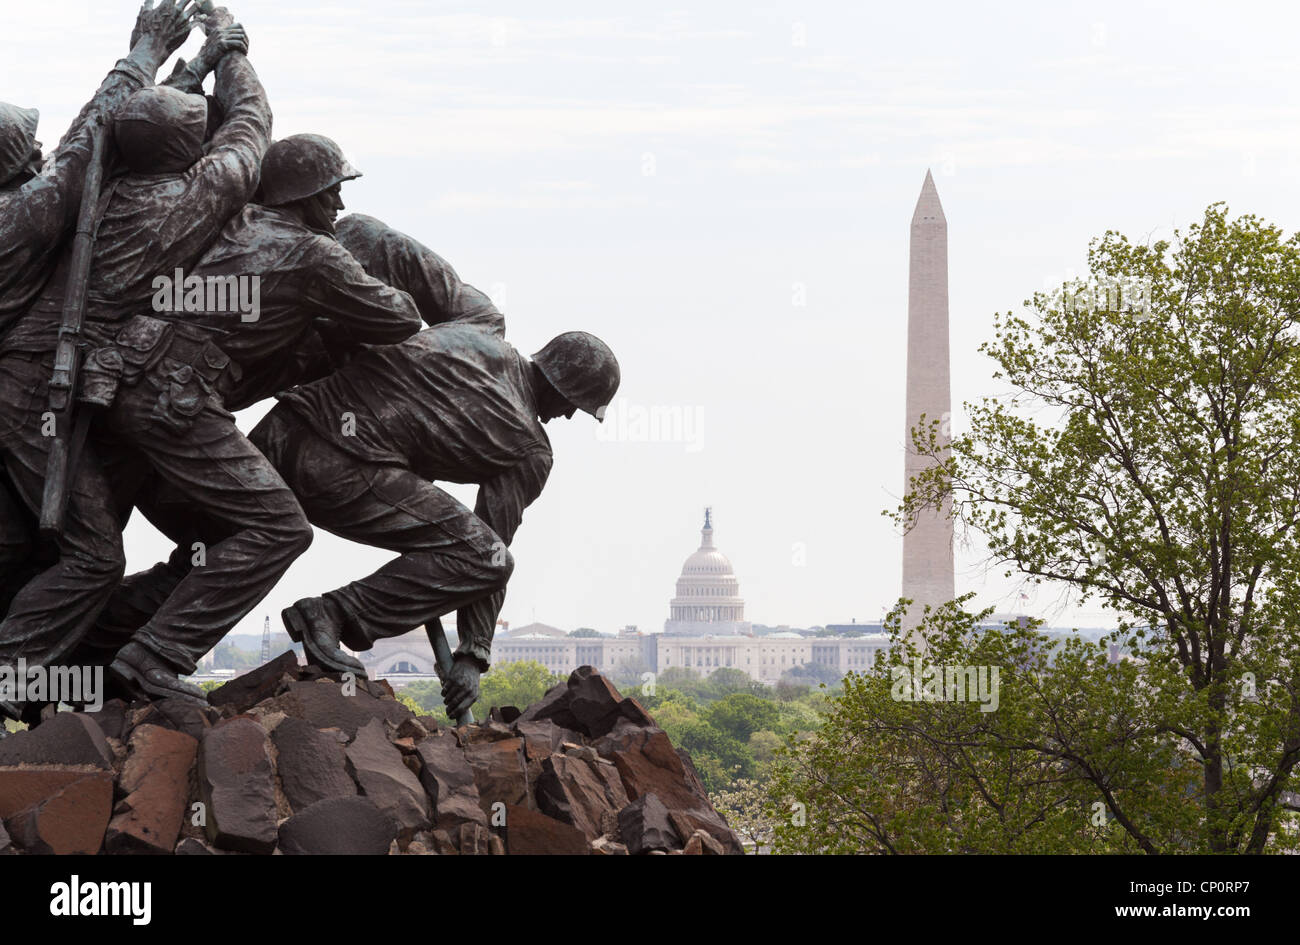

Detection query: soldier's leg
xmin=252 ymin=406 xmax=510 ymax=651
xmin=67 ymin=454 xmax=206 ymax=670
xmin=0 ymin=471 xmax=42 ymax=616
xmin=0 ymin=353 xmax=126 ymax=671
xmin=103 ymin=385 xmax=313 ymax=678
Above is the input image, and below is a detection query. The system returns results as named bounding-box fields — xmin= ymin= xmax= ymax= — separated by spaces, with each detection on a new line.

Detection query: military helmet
xmin=258 ymin=134 xmax=361 ymax=206
xmin=532 ymin=331 xmax=621 ymax=421
xmin=0 ymin=102 xmax=39 ymax=185
xmin=113 ymin=86 xmax=208 ymax=174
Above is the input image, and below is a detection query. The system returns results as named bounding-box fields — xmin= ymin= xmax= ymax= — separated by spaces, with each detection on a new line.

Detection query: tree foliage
xmin=828 ymin=204 xmax=1300 ymax=854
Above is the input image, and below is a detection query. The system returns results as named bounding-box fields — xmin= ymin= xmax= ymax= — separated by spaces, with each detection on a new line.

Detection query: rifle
xmin=38 ymin=116 xmax=108 ymax=541
xmin=427 ymin=617 xmax=475 ymax=726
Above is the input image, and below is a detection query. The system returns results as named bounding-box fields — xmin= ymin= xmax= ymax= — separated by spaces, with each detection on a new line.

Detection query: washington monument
xmin=901 ymin=170 xmax=955 ymax=635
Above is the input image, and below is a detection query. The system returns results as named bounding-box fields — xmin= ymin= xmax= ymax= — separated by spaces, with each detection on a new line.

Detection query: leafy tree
xmin=400 ymin=679 xmax=444 ymax=715
xmin=678 ymin=721 xmax=752 ymax=791
xmin=781 ymin=661 xmax=843 ymax=690
xmin=707 ymin=693 xmax=780 ymax=742
xmin=711 ymin=778 xmax=777 ymax=853
xmin=568 ymin=628 xmax=602 ymax=638
xmin=473 ymin=659 xmax=563 ymax=720
xmin=705 ymin=668 xmax=769 ymax=699
xmin=879 ymin=204 xmax=1300 ymax=853
xmin=748 ymin=730 xmax=783 ymax=766
xmin=770 ymin=600 xmax=1183 ymax=854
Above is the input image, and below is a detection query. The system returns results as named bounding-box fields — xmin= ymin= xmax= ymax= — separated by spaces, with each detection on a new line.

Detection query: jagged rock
xmin=501 ymin=803 xmax=588 ymax=855
xmin=174 ymin=837 xmax=224 ymax=855
xmin=258 ymin=679 xmax=413 ymax=738
xmin=514 ymin=719 xmax=575 ymax=759
xmin=682 ymin=828 xmax=726 ymax=855
xmin=209 ymin=651 xmax=300 ymax=713
xmin=345 ymin=718 xmax=431 ymax=835
xmin=618 ymin=792 xmax=680 ymax=855
xmin=458 ymin=822 xmax=490 ymax=854
xmin=198 ymin=717 xmax=278 ymax=854
xmin=271 ymin=716 xmax=356 ymax=811
xmin=278 ymin=796 xmax=397 ymax=855
xmin=458 ymin=719 xmax=517 ymax=745
xmin=0 ymin=665 xmax=743 ymax=855
xmin=536 ymin=752 xmax=629 ymax=840
xmin=416 ymin=735 xmax=487 ymax=830
xmin=464 ymin=737 xmax=529 ymax=814
xmin=488 ymin=705 xmax=522 ymax=723
xmin=668 ymin=809 xmax=744 ymax=856
xmin=104 ymin=724 xmax=198 ymax=855
xmin=395 ymin=716 xmax=431 ymax=741
xmin=595 ymin=721 xmax=709 ymax=811
xmin=567 ymin=666 xmax=627 ymax=736
xmin=676 ymin=747 xmax=709 ymax=798
xmin=517 ymin=667 xmax=654 ymax=739
xmin=84 ymin=699 xmax=130 ymax=742
xmin=515 ymin=681 xmax=579 ymax=730
xmin=0 ymin=711 xmax=112 ymax=769
xmin=132 ymin=697 xmax=220 ymax=742
xmin=0 ymin=768 xmax=114 ymax=854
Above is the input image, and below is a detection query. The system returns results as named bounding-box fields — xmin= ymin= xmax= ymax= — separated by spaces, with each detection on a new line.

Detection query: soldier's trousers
xmin=251 ymin=405 xmax=511 ymax=650
xmin=0 ymin=470 xmax=42 ymax=616
xmin=0 ymin=352 xmax=126 ymax=669
xmin=88 ymin=376 xmax=313 ymax=675
xmin=88 ymin=403 xmax=513 ymax=657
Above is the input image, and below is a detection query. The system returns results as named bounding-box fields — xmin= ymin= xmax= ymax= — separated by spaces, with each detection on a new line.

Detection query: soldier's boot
xmin=283 ymin=597 xmax=367 ymax=677
xmin=108 ymin=641 xmax=207 ymax=706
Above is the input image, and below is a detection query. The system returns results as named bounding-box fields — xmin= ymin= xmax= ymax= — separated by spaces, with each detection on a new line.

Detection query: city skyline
xmin=9 ymin=1 xmax=1287 ymax=640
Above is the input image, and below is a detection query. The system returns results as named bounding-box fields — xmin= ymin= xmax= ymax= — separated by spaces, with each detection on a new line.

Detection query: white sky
xmin=5 ymin=0 xmax=1298 ymax=638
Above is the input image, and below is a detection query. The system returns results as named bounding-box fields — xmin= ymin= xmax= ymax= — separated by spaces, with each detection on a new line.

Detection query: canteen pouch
xmin=78 ymin=346 xmax=125 ymax=408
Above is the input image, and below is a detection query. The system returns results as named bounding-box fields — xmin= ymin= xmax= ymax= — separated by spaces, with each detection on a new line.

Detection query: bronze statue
xmin=0 ymin=6 xmax=623 ymax=730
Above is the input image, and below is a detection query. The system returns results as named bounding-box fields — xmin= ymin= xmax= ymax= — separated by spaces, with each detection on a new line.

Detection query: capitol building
xmin=484 ymin=506 xmax=889 ymax=687
xmin=663 ymin=508 xmax=751 ymax=636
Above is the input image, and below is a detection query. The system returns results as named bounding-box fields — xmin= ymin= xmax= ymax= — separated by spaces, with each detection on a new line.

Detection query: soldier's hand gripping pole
xmin=428 ymin=618 xmax=475 ymax=727
xmin=39 ymin=116 xmax=108 ymax=541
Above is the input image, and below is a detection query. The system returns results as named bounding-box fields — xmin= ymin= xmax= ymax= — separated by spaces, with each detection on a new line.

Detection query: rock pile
xmin=0 ymin=657 xmax=741 ymax=855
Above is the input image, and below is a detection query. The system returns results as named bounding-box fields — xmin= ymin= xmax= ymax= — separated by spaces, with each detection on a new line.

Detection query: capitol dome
xmin=664 ymin=508 xmax=751 ymax=635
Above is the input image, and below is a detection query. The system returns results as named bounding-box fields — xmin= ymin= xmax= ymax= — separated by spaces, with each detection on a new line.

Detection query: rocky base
xmin=0 ymin=656 xmax=740 ymax=855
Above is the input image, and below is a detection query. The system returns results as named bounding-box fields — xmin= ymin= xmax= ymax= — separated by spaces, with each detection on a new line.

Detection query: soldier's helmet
xmin=532 ymin=331 xmax=621 ymax=421
xmin=0 ymin=102 xmax=40 ymax=186
xmin=258 ymin=134 xmax=361 ymax=206
xmin=113 ymin=86 xmax=208 ymax=174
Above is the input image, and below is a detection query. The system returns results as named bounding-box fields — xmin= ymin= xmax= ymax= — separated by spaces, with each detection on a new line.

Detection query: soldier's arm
xmin=160 ymin=23 xmax=248 ymax=95
xmin=299 ymin=239 xmax=423 ymax=346
xmin=183 ymin=50 xmax=271 ymax=223
xmin=336 ymin=215 xmax=506 ymax=336
xmin=453 ymin=450 xmax=552 ymax=667
xmin=20 ymin=5 xmax=191 ymax=239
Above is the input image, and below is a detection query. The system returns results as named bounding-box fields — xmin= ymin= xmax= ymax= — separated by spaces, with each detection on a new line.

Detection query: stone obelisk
xmin=901 ymin=170 xmax=955 ymax=638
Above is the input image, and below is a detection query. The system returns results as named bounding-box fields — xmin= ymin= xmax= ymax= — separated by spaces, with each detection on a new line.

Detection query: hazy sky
xmin=5 ymin=0 xmax=1299 ymax=639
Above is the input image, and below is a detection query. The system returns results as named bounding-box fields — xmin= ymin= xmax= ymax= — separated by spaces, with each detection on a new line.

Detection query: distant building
xmin=663 ymin=508 xmax=752 ymax=636
xmin=493 ymin=627 xmax=654 ymax=678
